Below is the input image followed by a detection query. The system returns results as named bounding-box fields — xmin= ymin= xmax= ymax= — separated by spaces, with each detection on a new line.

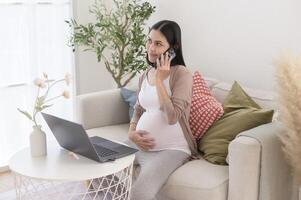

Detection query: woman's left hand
xmin=156 ymin=53 xmax=173 ymax=82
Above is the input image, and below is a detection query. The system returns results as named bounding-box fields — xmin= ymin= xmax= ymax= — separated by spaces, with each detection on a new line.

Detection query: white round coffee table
xmin=9 ymin=143 xmax=135 ymax=200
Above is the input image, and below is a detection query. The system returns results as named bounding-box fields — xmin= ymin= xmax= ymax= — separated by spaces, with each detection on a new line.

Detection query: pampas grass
xmin=275 ymin=51 xmax=301 ymax=185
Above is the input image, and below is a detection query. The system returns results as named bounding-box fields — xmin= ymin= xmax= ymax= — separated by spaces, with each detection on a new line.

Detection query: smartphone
xmin=154 ymin=48 xmax=176 ymax=68
xmin=167 ymin=48 xmax=176 ymax=60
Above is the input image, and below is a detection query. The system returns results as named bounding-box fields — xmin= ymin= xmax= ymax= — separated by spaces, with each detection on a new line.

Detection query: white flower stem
xmin=43 ymin=79 xmax=65 ymax=103
xmin=44 ymin=77 xmax=51 ymax=99
xmin=22 ymin=75 xmax=69 ymax=127
xmin=44 ymin=95 xmax=62 ymax=103
xmin=32 ymin=87 xmax=40 ymax=127
xmin=48 ymin=79 xmax=65 ymax=91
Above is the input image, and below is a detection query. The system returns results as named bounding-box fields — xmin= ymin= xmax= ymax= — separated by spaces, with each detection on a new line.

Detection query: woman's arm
xmin=130 ymin=102 xmax=145 ymax=127
xmin=129 ymin=72 xmax=146 ymax=126
xmin=156 ymin=78 xmax=170 ymax=106
xmin=128 ymin=101 xmax=155 ymax=151
xmin=155 ymin=53 xmax=173 ymax=113
xmin=156 ymin=65 xmax=193 ymax=125
xmin=128 ymin=72 xmax=155 ymax=151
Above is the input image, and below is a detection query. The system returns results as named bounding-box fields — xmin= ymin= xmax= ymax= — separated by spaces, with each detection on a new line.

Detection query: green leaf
xmin=17 ymin=108 xmax=32 ymax=120
xmin=41 ymin=104 xmax=53 ymax=110
xmin=35 ymin=106 xmax=43 ymax=112
xmin=66 ymin=0 xmax=155 ymax=87
xmin=36 ymin=96 xmax=45 ymax=107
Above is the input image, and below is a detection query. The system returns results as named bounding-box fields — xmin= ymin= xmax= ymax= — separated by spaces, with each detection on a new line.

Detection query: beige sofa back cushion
xmin=211 ymin=82 xmax=276 ymax=110
xmin=204 ymin=77 xmax=220 ymax=89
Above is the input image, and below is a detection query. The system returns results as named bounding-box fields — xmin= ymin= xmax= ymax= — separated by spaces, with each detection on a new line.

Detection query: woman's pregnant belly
xmin=136 ymin=111 xmax=188 ymax=151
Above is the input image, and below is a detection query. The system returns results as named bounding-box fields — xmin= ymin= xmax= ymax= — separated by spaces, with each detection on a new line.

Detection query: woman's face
xmin=146 ymin=29 xmax=170 ymax=63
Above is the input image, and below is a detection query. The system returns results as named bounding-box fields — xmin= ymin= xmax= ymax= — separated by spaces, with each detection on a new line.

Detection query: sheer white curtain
xmin=0 ymin=0 xmax=74 ymax=168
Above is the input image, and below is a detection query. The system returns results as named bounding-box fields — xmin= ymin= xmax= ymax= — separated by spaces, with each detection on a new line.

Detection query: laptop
xmin=41 ymin=112 xmax=138 ymax=163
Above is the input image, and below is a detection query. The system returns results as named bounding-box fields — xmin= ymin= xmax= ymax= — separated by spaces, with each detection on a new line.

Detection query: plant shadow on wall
xmin=275 ymin=52 xmax=301 ymax=185
xmin=66 ymin=0 xmax=155 ymax=88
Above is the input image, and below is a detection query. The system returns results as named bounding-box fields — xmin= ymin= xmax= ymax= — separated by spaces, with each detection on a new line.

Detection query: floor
xmin=0 ymin=171 xmax=14 ymax=193
xmin=0 ymin=171 xmax=16 ymax=200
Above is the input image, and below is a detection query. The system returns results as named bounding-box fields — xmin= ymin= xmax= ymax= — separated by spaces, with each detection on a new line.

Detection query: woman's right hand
xmin=129 ymin=130 xmax=155 ymax=151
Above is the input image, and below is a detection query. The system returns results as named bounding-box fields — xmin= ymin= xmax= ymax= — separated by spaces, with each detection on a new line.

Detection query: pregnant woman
xmin=128 ymin=20 xmax=199 ymax=200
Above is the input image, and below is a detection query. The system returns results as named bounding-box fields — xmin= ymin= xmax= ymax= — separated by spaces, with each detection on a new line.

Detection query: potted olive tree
xmin=67 ymin=0 xmax=155 ymax=88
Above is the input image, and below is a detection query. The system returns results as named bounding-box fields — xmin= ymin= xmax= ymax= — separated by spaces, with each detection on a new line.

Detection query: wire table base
xmin=13 ymin=163 xmax=133 ymax=200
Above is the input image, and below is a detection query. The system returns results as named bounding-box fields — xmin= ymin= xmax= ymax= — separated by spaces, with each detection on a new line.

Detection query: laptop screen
xmin=41 ymin=112 xmax=100 ymax=162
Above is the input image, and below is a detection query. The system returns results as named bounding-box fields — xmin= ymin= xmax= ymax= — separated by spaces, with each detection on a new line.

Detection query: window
xmin=0 ymin=0 xmax=74 ymax=168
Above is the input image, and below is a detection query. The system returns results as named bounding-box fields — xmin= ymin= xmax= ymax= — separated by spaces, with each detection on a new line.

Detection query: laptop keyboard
xmin=93 ymin=144 xmax=118 ymax=157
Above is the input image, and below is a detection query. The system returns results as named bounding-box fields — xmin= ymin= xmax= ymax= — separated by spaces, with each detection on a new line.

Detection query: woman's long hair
xmin=146 ymin=20 xmax=186 ymax=67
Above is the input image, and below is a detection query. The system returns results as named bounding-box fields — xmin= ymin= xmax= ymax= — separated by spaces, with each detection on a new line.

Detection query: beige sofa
xmin=76 ymin=78 xmax=297 ymax=200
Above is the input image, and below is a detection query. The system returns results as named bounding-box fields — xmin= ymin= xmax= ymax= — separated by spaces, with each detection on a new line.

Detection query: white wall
xmin=73 ymin=0 xmax=116 ymax=94
xmin=74 ymin=0 xmax=301 ymax=94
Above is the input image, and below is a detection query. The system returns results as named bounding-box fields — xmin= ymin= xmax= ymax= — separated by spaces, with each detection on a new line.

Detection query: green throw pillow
xmin=198 ymin=81 xmax=274 ymax=165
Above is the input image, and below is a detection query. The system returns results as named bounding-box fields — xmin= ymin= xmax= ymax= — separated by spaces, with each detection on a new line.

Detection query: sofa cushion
xmin=211 ymin=82 xmax=276 ymax=110
xmin=189 ymin=72 xmax=224 ymax=139
xmin=199 ymin=81 xmax=274 ymax=165
xmin=204 ymin=76 xmax=220 ymax=89
xmin=86 ymin=123 xmax=129 ymax=143
xmin=120 ymin=88 xmax=137 ymax=119
xmin=159 ymin=158 xmax=228 ymax=200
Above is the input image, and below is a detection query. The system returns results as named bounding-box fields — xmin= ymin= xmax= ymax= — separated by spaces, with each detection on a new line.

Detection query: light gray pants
xmin=130 ymin=149 xmax=190 ymax=200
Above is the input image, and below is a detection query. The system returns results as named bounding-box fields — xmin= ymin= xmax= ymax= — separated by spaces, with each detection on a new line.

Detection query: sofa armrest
xmin=228 ymin=122 xmax=296 ymax=200
xmin=228 ymin=133 xmax=261 ymax=200
xmin=76 ymin=89 xmax=130 ymax=129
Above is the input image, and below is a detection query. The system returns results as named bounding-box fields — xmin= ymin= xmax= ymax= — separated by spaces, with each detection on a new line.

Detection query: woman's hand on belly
xmin=129 ymin=130 xmax=156 ymax=151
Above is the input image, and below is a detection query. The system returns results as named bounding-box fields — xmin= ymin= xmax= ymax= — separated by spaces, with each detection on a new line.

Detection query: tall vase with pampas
xmin=275 ymin=52 xmax=301 ymax=199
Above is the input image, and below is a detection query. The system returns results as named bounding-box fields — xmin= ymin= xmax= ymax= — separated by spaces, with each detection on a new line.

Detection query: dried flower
xmin=34 ymin=78 xmax=46 ymax=88
xmin=18 ymin=73 xmax=71 ymax=127
xmin=275 ymin=51 xmax=301 ymax=184
xmin=65 ymin=73 xmax=71 ymax=86
xmin=62 ymin=90 xmax=70 ymax=99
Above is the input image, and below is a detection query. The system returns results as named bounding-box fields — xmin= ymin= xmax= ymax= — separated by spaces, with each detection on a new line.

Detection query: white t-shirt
xmin=136 ymin=76 xmax=191 ymax=155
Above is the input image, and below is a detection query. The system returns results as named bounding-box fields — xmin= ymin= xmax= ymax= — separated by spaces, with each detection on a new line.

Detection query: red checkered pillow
xmin=189 ymin=71 xmax=224 ymax=140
